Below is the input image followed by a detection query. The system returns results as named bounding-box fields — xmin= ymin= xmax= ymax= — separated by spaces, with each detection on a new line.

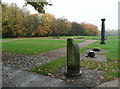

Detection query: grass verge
xmin=2 ymin=39 xmax=84 ymax=55
xmin=60 ymin=36 xmax=100 ymax=40
xmin=31 ymin=57 xmax=66 ymax=75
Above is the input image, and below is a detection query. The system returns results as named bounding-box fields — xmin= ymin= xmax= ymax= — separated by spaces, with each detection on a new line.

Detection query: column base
xmin=100 ymin=42 xmax=105 ymax=44
xmin=65 ymin=70 xmax=82 ymax=77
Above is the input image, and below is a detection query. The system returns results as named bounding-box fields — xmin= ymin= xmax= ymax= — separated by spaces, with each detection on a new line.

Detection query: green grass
xmin=60 ymin=36 xmax=100 ymax=39
xmin=2 ymin=39 xmax=84 ymax=55
xmin=31 ymin=36 xmax=119 ymax=81
xmin=32 ymin=57 xmax=66 ymax=75
xmin=107 ymin=38 xmax=118 ymax=61
xmin=80 ymin=60 xmax=119 ymax=81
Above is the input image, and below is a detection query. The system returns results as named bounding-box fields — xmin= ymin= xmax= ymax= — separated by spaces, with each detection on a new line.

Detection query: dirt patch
xmin=52 ymin=66 xmax=106 ymax=88
xmin=2 ymin=54 xmax=54 ymax=70
xmin=2 ymin=52 xmax=27 ymax=62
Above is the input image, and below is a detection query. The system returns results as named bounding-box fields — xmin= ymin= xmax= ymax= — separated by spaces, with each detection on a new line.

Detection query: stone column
xmin=100 ymin=19 xmax=106 ymax=44
xmin=66 ymin=38 xmax=82 ymax=76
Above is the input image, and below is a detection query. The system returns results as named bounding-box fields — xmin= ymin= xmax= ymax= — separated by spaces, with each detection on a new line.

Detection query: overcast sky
xmin=2 ymin=0 xmax=119 ymax=30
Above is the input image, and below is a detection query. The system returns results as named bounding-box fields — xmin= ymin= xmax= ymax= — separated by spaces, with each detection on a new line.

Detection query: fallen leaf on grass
xmin=38 ymin=68 xmax=47 ymax=71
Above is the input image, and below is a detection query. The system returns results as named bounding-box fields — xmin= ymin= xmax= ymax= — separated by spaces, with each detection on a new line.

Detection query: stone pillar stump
xmin=66 ymin=38 xmax=82 ymax=76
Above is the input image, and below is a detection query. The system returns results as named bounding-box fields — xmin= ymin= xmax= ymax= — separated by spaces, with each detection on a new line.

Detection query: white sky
xmin=2 ymin=0 xmax=120 ymax=30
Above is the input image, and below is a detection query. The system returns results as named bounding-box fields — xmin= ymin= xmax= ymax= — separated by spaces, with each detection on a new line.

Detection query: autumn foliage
xmin=2 ymin=3 xmax=100 ymax=38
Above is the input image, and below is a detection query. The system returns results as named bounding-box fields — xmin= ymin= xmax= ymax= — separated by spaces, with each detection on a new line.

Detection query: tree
xmin=70 ymin=22 xmax=80 ymax=36
xmin=2 ymin=2 xmax=100 ymax=38
xmin=25 ymin=0 xmax=52 ymax=13
xmin=105 ymin=30 xmax=118 ymax=36
xmin=2 ymin=3 xmax=34 ymax=37
xmin=79 ymin=22 xmax=100 ymax=36
xmin=38 ymin=13 xmax=55 ymax=36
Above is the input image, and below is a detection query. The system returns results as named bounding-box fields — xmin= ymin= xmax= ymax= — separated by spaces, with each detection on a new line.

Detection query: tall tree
xmin=79 ymin=22 xmax=100 ymax=36
xmin=70 ymin=22 xmax=80 ymax=36
xmin=37 ymin=13 xmax=55 ymax=36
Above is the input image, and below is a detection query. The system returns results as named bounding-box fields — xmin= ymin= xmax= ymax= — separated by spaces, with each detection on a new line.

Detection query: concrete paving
xmin=93 ymin=78 xmax=119 ymax=88
xmin=2 ymin=65 xmax=119 ymax=89
xmin=2 ymin=69 xmax=87 ymax=88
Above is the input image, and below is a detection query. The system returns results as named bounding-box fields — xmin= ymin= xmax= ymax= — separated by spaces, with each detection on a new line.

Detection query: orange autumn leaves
xmin=37 ymin=25 xmax=50 ymax=36
xmin=2 ymin=3 xmax=100 ymax=38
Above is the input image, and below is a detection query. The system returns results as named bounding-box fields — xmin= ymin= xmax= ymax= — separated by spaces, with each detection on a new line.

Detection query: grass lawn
xmin=2 ymin=39 xmax=84 ymax=55
xmin=32 ymin=36 xmax=119 ymax=81
xmin=60 ymin=36 xmax=101 ymax=39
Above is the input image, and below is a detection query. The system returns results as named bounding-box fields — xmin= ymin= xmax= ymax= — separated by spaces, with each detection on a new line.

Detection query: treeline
xmin=2 ymin=3 xmax=100 ymax=38
xmin=105 ymin=30 xmax=118 ymax=36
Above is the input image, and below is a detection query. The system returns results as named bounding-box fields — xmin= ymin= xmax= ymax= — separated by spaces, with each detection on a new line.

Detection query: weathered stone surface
xmin=100 ymin=19 xmax=106 ymax=44
xmin=87 ymin=51 xmax=95 ymax=58
xmin=93 ymin=47 xmax=101 ymax=51
xmin=66 ymin=38 xmax=82 ymax=76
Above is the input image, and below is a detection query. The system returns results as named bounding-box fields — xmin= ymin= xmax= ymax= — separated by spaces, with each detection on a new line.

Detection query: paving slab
xmin=93 ymin=78 xmax=119 ymax=88
xmin=2 ymin=70 xmax=87 ymax=88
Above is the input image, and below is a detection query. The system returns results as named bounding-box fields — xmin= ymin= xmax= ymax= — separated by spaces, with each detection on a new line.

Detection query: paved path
xmin=34 ymin=40 xmax=98 ymax=60
xmin=93 ymin=78 xmax=119 ymax=88
xmin=2 ymin=40 xmax=97 ymax=88
xmin=0 ymin=39 xmax=23 ymax=42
